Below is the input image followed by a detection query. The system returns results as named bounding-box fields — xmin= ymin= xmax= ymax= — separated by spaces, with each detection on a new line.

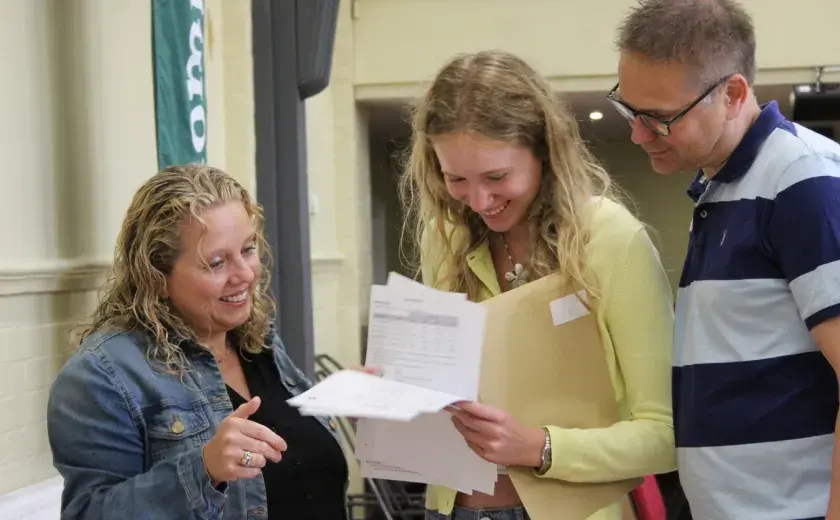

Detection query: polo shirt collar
xmin=686 ymin=100 xmax=792 ymax=202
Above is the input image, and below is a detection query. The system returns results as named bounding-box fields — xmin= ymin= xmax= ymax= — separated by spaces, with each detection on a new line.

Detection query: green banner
xmin=152 ymin=0 xmax=207 ymax=169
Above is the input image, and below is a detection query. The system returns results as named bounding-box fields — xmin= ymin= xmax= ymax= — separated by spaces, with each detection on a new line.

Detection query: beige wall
xmin=591 ymin=141 xmax=696 ymax=292
xmin=353 ymin=0 xmax=840 ymax=99
xmin=0 ymin=0 xmax=252 ymax=495
xmin=206 ymin=0 xmax=256 ymax=193
xmin=306 ymin=0 xmax=373 ymax=371
xmin=0 ymin=0 xmax=154 ymax=495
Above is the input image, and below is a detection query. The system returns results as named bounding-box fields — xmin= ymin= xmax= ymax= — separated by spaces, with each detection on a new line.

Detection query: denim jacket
xmin=46 ymin=323 xmax=346 ymax=520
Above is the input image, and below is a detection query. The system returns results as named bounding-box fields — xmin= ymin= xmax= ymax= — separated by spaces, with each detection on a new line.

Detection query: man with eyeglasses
xmin=612 ymin=1 xmax=840 ymax=519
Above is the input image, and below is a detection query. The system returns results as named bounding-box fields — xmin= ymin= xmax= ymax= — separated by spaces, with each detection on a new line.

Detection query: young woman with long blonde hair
xmin=399 ymin=50 xmax=677 ymax=520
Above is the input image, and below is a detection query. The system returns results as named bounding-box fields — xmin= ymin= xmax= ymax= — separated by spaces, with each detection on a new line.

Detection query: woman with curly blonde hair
xmin=47 ymin=165 xmax=349 ymax=519
xmin=400 ymin=50 xmax=677 ymax=520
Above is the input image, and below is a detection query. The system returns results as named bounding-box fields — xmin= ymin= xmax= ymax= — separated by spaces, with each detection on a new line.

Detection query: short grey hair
xmin=616 ymin=0 xmax=756 ymax=88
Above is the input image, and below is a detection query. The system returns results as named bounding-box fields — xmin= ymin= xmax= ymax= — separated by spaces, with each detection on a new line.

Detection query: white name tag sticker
xmin=549 ymin=291 xmax=589 ymax=326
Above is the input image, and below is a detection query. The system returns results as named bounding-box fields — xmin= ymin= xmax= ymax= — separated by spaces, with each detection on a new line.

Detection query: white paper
xmin=358 ymin=460 xmax=467 ymax=491
xmin=365 ymin=284 xmax=486 ymax=400
xmin=363 ymin=411 xmax=498 ymax=494
xmin=353 ymin=273 xmax=495 ymax=495
xmin=355 ymin=419 xmax=471 ymax=492
xmin=549 ymin=291 xmax=589 ymax=326
xmin=287 ymin=369 xmax=463 ymax=421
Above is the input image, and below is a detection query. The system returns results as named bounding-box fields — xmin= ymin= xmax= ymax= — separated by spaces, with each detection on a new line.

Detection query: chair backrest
xmin=314 ymin=354 xmax=425 ymax=518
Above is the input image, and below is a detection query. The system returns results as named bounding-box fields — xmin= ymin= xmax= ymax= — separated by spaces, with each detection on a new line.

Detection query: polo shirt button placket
xmin=694 ymin=207 xmax=709 ymax=247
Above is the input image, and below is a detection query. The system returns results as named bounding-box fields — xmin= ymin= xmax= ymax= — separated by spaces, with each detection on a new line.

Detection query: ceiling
xmin=364 ymin=83 xmax=834 ymax=148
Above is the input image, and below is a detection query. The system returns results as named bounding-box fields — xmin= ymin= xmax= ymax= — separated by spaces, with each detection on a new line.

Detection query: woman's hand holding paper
xmin=447 ymin=401 xmax=545 ymax=468
xmin=349 ymin=365 xmax=382 ymax=376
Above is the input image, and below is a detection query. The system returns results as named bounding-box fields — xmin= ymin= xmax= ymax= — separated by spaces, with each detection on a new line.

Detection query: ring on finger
xmin=241 ymin=450 xmax=253 ymax=467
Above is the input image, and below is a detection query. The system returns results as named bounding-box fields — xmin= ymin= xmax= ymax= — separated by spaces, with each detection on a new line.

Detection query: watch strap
xmin=535 ymin=426 xmax=552 ymax=476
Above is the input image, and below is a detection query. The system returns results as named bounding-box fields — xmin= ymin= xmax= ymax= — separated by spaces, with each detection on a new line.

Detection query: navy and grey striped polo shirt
xmin=674 ymin=101 xmax=840 ymax=520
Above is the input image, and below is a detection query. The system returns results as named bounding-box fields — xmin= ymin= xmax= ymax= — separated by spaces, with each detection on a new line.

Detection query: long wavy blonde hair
xmin=76 ymin=164 xmax=275 ymax=375
xmin=399 ymin=50 xmax=624 ymax=302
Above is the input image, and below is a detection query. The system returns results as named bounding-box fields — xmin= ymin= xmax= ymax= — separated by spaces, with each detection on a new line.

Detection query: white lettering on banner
xmin=185 ymin=0 xmax=206 ymax=157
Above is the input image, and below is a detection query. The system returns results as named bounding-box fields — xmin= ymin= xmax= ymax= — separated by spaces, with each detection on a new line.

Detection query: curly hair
xmin=399 ymin=50 xmax=626 ymax=303
xmin=76 ymin=164 xmax=275 ymax=375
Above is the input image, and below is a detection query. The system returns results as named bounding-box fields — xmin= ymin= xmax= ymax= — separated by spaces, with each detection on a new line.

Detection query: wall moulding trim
xmin=0 ymin=258 xmax=112 ymax=297
xmin=354 ymin=67 xmax=838 ymax=104
xmin=0 ymin=253 xmax=345 ymax=296
xmin=311 ymin=251 xmax=345 ymax=267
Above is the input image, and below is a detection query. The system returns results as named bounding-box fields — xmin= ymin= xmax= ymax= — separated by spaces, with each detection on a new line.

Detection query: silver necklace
xmin=214 ymin=343 xmax=232 ymax=364
xmin=501 ymin=233 xmax=529 ymax=289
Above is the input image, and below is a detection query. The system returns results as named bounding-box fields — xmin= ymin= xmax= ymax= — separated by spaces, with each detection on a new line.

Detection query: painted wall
xmin=0 ymin=0 xmax=253 ymax=495
xmin=352 ymin=0 xmax=840 ymax=98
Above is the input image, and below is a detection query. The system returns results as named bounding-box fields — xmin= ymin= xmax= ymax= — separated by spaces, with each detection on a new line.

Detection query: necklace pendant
xmin=500 ymin=232 xmax=529 ymax=289
xmin=505 ymin=264 xmax=529 ymax=288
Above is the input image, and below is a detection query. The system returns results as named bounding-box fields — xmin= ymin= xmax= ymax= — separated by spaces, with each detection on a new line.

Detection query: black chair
xmin=654 ymin=472 xmax=692 ymax=520
xmin=314 ymin=354 xmax=426 ymax=519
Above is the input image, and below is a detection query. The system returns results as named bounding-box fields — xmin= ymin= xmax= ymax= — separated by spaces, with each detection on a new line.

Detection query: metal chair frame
xmin=314 ymin=354 xmax=426 ymax=519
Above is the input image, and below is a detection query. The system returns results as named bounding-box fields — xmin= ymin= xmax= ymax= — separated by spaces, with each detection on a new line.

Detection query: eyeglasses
xmin=606 ymin=76 xmax=731 ymax=137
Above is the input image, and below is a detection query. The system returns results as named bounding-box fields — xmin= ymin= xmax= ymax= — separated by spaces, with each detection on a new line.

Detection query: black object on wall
xmin=251 ymin=0 xmax=340 ymax=377
xmin=792 ymin=83 xmax=840 ymax=121
xmin=791 ymin=82 xmax=840 ymax=142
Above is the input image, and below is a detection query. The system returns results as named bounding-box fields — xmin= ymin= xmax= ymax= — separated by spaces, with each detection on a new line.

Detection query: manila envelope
xmin=478 ymin=273 xmax=642 ymax=520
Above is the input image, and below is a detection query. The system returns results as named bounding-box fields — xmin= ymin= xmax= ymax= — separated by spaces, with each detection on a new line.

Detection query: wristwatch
xmin=535 ymin=427 xmax=552 ymax=476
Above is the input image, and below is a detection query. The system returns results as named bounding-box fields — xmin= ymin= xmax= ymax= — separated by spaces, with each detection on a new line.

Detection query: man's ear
xmin=724 ymin=74 xmax=751 ymax=120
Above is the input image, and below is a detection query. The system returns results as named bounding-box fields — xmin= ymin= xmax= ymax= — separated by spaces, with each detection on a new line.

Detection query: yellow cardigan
xmin=421 ymin=198 xmax=677 ymax=519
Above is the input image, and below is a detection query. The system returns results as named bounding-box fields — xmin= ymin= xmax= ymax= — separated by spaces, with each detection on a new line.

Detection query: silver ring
xmin=241 ymin=450 xmax=253 ymax=467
